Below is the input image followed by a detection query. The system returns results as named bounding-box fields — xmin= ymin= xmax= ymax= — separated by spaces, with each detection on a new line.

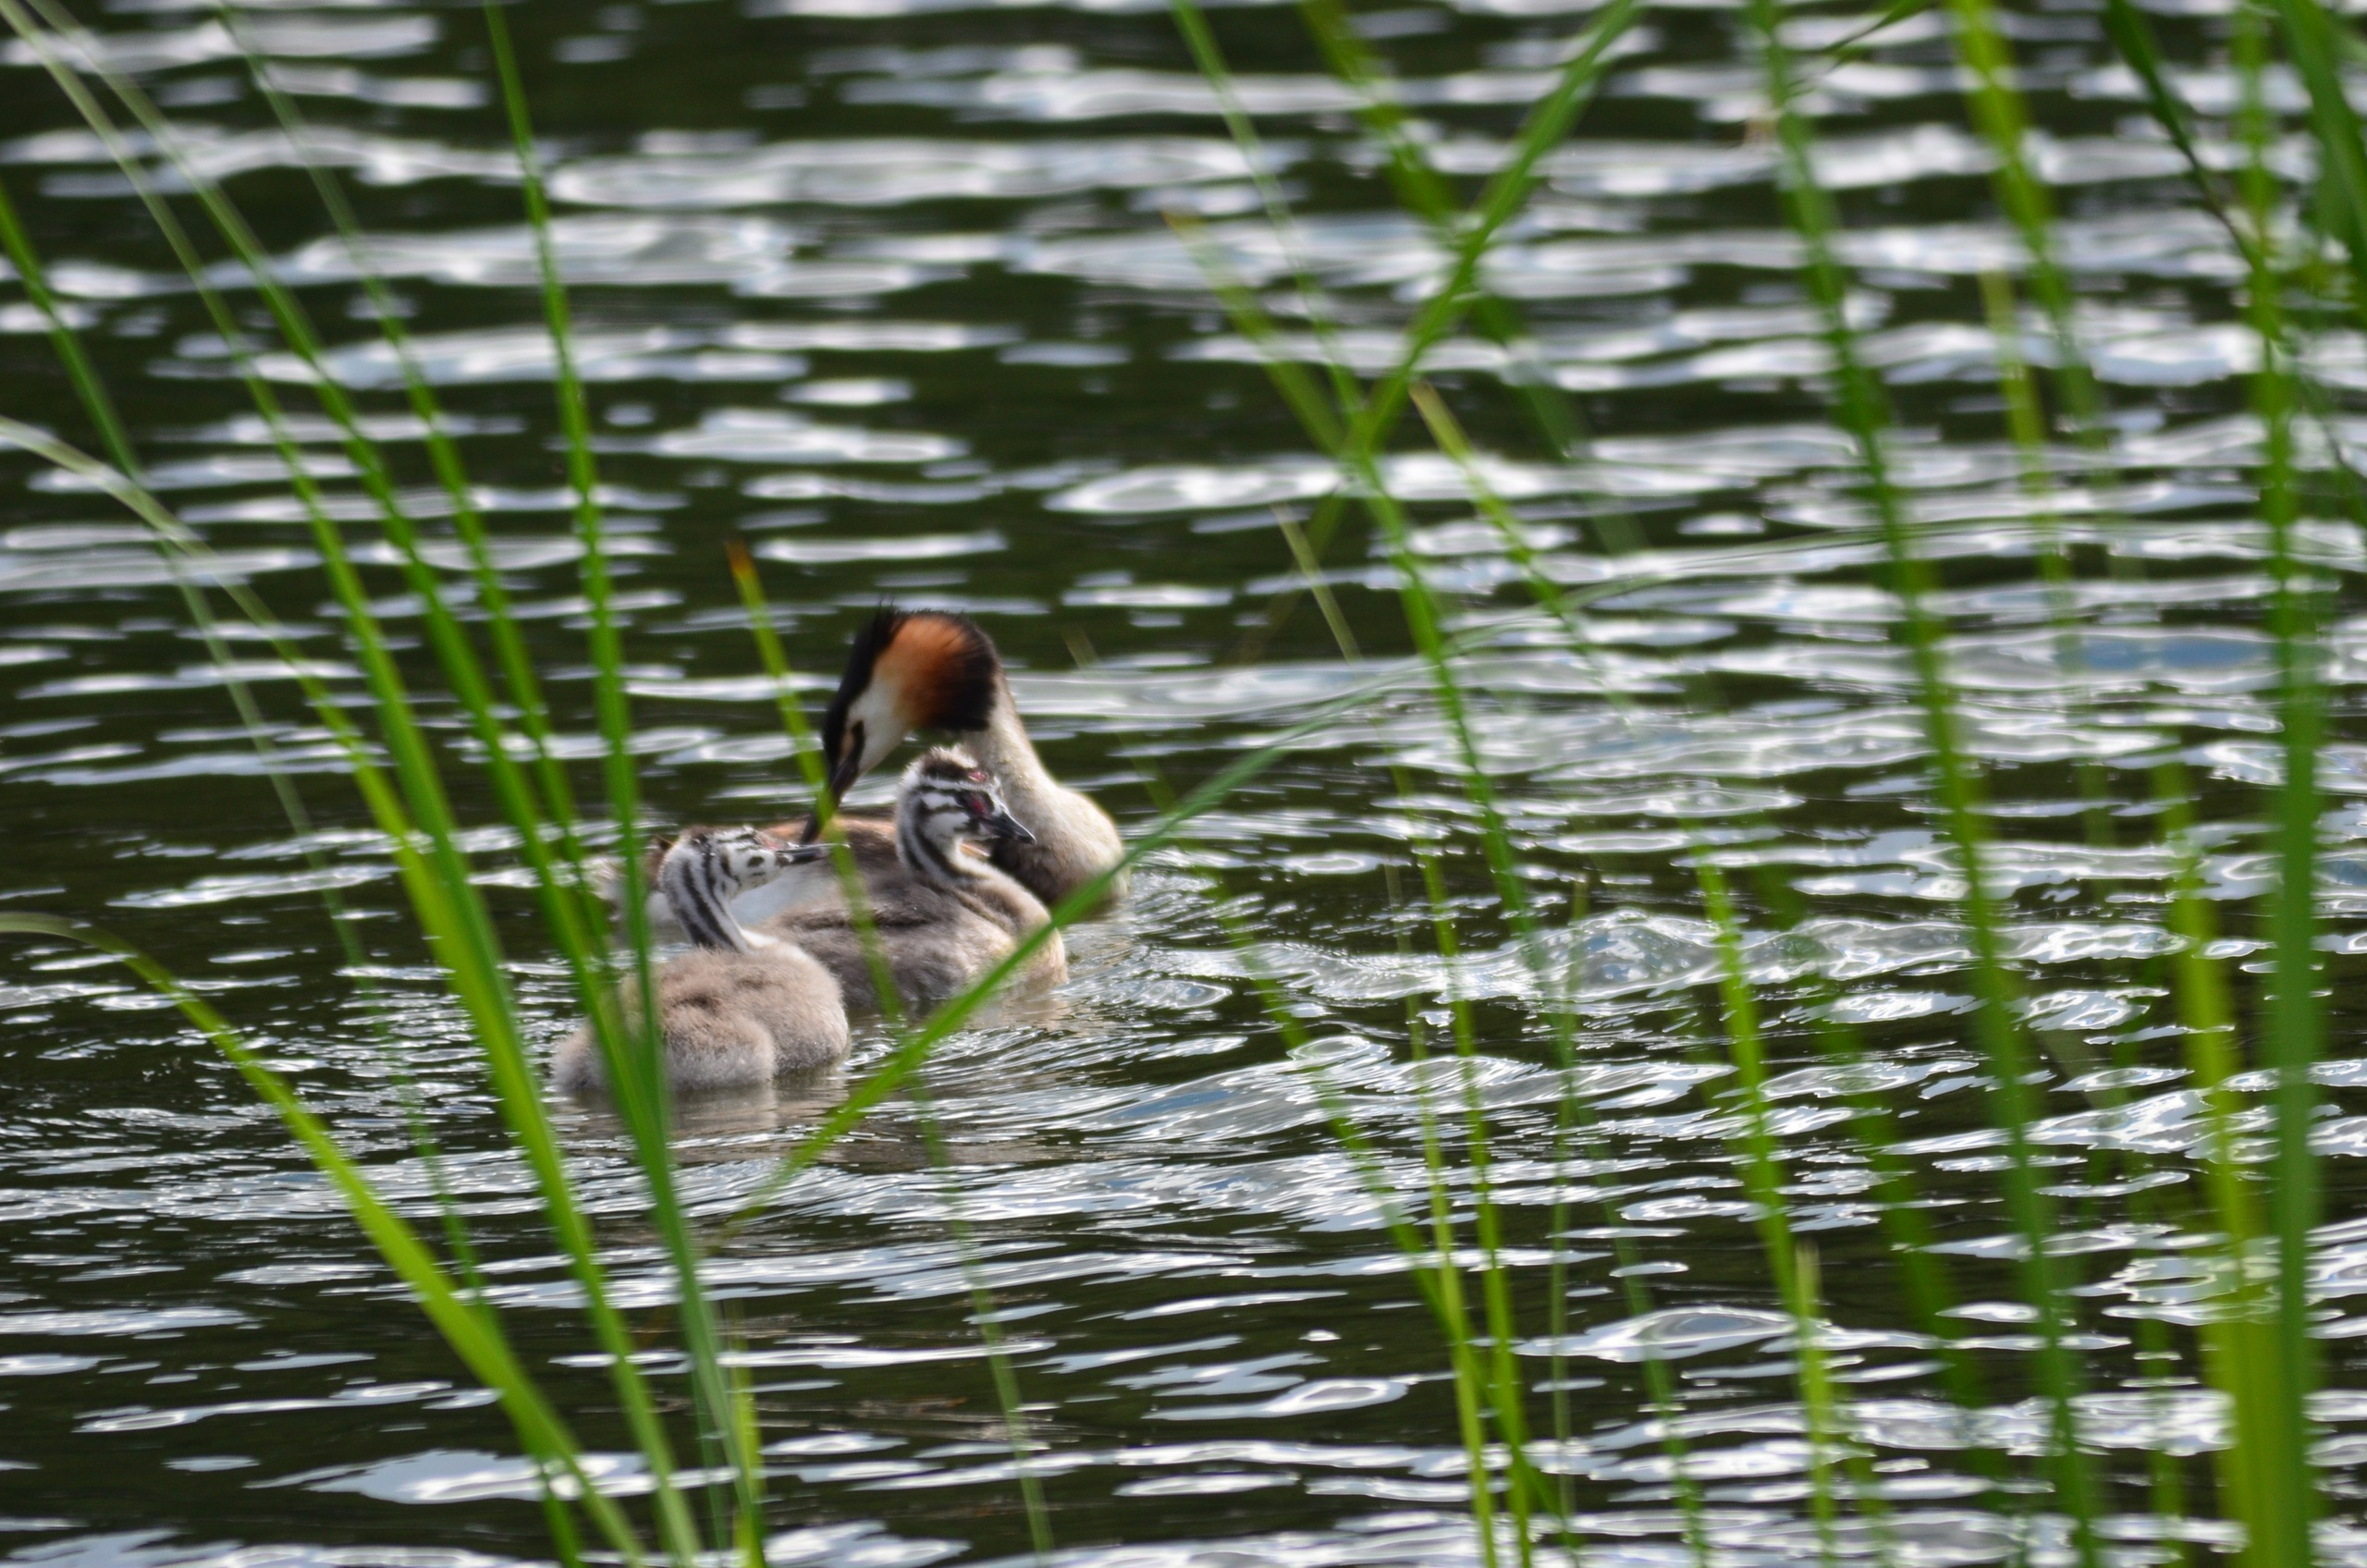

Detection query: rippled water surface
xmin=3 ymin=0 xmax=2365 ymax=1562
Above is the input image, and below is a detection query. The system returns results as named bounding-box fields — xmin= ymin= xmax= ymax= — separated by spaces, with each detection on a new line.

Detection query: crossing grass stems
xmin=0 ymin=0 xmax=2356 ymax=1562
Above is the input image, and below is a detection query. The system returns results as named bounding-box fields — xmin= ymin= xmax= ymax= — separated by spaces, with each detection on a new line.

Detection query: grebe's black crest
xmin=819 ymin=605 xmax=902 ymax=772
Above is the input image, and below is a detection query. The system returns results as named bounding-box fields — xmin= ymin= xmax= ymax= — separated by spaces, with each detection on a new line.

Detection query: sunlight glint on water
xmin=0 ymin=0 xmax=2360 ymax=1562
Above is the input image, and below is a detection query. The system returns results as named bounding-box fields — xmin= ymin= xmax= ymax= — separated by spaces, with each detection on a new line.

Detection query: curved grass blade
xmin=0 ymin=164 xmax=515 ymax=1386
xmin=725 ymin=545 xmax=1052 ymax=1559
xmin=1414 ymin=378 xmax=1908 ymax=1564
xmin=0 ymin=55 xmax=720 ymax=1543
xmin=215 ymin=2 xmax=595 ymax=876
xmin=708 ymin=644 xmax=1469 ymax=1241
xmin=481 ymin=5 xmax=767 ymax=1541
xmin=0 ymin=353 xmax=707 ymax=1568
xmin=1168 ymin=0 xmax=1362 ymax=422
xmin=1741 ymin=2 xmax=2107 ymax=1560
xmin=1149 ymin=787 xmax=1523 ymax=1566
xmin=2266 ymin=0 xmax=2367 ymax=334
xmin=1183 ymin=0 xmax=1641 ymax=656
xmin=0 ymin=914 xmax=649 ymax=1565
xmin=1293 ymin=0 xmax=1598 ymax=481
xmin=1432 ymin=336 xmax=2018 ymax=1504
xmin=1274 ymin=499 xmax=1726 ymax=1562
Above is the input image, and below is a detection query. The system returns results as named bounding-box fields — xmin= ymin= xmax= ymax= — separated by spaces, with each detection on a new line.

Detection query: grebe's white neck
xmin=963 ymin=679 xmax=1064 ymax=827
xmin=960 ymin=678 xmax=1125 ymax=905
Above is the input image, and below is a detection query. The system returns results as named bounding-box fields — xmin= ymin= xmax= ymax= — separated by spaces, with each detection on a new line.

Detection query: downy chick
xmin=763 ymin=748 xmax=1066 ymax=1011
xmin=554 ymin=826 xmax=849 ymax=1096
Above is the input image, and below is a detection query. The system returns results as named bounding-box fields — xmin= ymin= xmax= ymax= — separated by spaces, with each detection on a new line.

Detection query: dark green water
xmin=2 ymin=0 xmax=2362 ymax=1562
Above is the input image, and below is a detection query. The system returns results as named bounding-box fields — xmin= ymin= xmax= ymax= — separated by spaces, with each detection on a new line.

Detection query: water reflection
xmin=558 ymin=1060 xmax=856 ymax=1149
xmin=1 ymin=0 xmax=2362 ymax=1561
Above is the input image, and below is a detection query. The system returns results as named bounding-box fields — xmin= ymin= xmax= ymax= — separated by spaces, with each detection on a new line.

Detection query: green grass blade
xmin=1803 ymin=0 xmax=1939 ymax=63
xmin=2099 ymin=0 xmax=2367 ymax=536
xmin=726 ymin=546 xmax=1051 ymax=1555
xmin=1146 ymin=753 xmax=1522 ymax=1565
xmin=1292 ymin=0 xmax=1591 ymax=480
xmin=1266 ymin=517 xmax=1607 ymax=1561
xmin=908 ymin=1078 xmax=1057 ymax=1564
xmin=1412 ymin=376 xmax=1902 ymax=1557
xmin=1188 ymin=193 xmax=1713 ymax=1552
xmin=2099 ymin=0 xmax=2243 ymax=235
xmin=1194 ymin=0 xmax=1641 ymax=654
xmin=1747 ymin=861 xmax=2013 ymax=1488
xmin=708 ymin=649 xmax=1466 ymax=1235
xmin=218 ymin=5 xmax=594 ymax=866
xmin=1168 ymin=0 xmax=1363 ymax=420
xmin=2156 ymin=756 xmax=2298 ymax=1568
xmin=1741 ymin=2 xmax=2107 ymax=1561
xmin=1787 ymin=1244 xmax=1846 ymax=1562
xmin=0 ymin=170 xmax=136 ymax=476
xmin=0 ymin=13 xmax=717 ymax=1533
xmin=2267 ymin=0 xmax=2367 ymax=333
xmin=723 ymin=543 xmax=908 ymax=1018
xmin=1694 ymin=860 xmax=1844 ymax=1568
xmin=482 ymin=6 xmax=766 ymax=1541
xmin=2 ymin=29 xmax=693 ymax=1434
xmin=1973 ymin=268 xmax=2113 ymax=847
xmin=0 ymin=165 xmax=514 ymax=1329
xmin=0 ymin=419 xmax=706 ymax=1562
xmin=0 ymin=914 xmax=650 ymax=1566
xmin=0 ymin=0 xmax=583 ymax=1084
xmin=2237 ymin=8 xmax=2324 ymax=1545
xmin=1944 ymin=0 xmax=2115 ymax=455
xmin=10 ymin=0 xmax=598 ymax=937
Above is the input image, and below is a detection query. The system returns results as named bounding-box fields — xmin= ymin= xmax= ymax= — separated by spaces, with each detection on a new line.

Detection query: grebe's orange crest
xmin=821 ymin=607 xmax=1000 ymax=775
xmin=876 ymin=612 xmax=999 ymax=732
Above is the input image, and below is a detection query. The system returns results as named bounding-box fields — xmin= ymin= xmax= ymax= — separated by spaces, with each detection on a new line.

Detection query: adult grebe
xmin=797 ymin=607 xmax=1126 ymax=909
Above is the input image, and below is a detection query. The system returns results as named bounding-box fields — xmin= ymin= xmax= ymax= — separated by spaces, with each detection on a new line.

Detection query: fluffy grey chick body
xmin=554 ymin=827 xmax=849 ymax=1096
xmin=762 ymin=748 xmax=1066 ymax=1011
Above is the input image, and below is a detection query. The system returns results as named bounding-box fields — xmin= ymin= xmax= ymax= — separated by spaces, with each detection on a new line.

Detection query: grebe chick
xmin=601 ymin=826 xmax=834 ymax=947
xmin=762 ymin=747 xmax=1066 ymax=1011
xmin=791 ymin=608 xmax=1125 ymax=909
xmin=554 ymin=827 xmax=849 ymax=1096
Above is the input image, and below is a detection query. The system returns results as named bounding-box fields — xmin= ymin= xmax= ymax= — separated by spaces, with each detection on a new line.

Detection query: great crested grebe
xmin=760 ymin=748 xmax=1067 ymax=1011
xmin=794 ymin=607 xmax=1126 ymax=908
xmin=554 ymin=827 xmax=850 ymax=1096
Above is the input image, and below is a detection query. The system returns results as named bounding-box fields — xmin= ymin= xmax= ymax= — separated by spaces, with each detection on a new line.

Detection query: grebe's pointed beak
xmin=802 ymin=739 xmax=869 ymax=842
xmin=982 ymin=803 xmax=1036 ymax=845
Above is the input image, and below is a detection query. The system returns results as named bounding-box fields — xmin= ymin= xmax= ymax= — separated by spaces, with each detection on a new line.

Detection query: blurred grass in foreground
xmin=0 ymin=0 xmax=2356 ymax=1562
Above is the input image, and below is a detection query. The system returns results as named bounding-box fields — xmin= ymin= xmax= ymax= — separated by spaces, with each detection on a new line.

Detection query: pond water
xmin=1 ymin=0 xmax=2362 ymax=1562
